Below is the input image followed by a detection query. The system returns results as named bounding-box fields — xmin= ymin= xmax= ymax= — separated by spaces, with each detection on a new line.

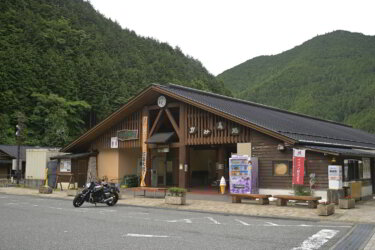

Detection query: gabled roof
xmin=157 ymin=84 xmax=375 ymax=149
xmin=62 ymin=83 xmax=375 ymax=152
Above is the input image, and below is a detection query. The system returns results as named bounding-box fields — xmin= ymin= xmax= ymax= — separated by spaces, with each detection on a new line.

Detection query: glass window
xmin=343 ymin=159 xmax=362 ymax=181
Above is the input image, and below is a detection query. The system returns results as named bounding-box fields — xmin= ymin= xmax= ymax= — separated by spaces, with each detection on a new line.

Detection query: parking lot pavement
xmin=0 ymin=194 xmax=357 ymax=250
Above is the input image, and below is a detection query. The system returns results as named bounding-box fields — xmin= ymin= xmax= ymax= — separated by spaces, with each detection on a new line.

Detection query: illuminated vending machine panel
xmin=229 ymin=155 xmax=258 ymax=194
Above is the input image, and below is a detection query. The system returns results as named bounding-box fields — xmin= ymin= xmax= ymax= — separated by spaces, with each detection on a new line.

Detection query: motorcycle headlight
xmin=85 ymin=183 xmax=91 ymax=188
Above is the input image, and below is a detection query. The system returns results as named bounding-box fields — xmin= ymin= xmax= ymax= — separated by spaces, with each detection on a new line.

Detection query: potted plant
xmin=317 ymin=202 xmax=335 ymax=216
xmin=165 ymin=187 xmax=187 ymax=205
xmin=339 ymin=196 xmax=355 ymax=209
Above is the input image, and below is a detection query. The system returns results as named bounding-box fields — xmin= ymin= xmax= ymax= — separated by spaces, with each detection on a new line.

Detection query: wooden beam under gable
xmin=153 ymin=87 xmax=296 ymax=145
xmin=165 ymin=108 xmax=181 ymax=139
xmin=149 ymin=109 xmax=163 ymax=137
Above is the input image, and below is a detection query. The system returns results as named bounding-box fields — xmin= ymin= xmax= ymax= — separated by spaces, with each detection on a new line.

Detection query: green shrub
xmin=167 ymin=187 xmax=187 ymax=197
xmin=294 ymin=185 xmax=311 ymax=196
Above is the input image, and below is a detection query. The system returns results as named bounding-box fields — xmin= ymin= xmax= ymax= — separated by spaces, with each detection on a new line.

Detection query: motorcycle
xmin=73 ymin=181 xmax=119 ymax=207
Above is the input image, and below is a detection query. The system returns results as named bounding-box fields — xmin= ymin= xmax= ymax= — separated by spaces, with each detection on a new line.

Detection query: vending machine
xmin=229 ymin=155 xmax=258 ymax=194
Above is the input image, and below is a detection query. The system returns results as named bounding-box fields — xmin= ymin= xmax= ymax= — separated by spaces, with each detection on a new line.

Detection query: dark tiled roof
xmin=0 ymin=145 xmax=58 ymax=161
xmin=50 ymin=152 xmax=96 ymax=160
xmin=305 ymin=146 xmax=375 ymax=157
xmin=146 ymin=132 xmax=175 ymax=144
xmin=157 ymin=84 xmax=375 ymax=149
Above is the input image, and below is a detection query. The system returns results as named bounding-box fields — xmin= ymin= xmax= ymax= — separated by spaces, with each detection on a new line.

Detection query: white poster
xmin=111 ymin=137 xmax=118 ymax=149
xmin=60 ymin=159 xmax=71 ymax=172
xmin=328 ymin=165 xmax=342 ymax=189
xmin=363 ymin=158 xmax=371 ymax=179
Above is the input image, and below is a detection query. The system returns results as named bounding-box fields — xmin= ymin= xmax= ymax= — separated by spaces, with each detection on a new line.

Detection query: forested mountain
xmin=0 ymin=0 xmax=230 ymax=147
xmin=218 ymin=31 xmax=375 ymax=133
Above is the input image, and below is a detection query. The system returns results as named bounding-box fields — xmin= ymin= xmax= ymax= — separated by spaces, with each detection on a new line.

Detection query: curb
xmin=115 ymin=201 xmax=323 ymax=223
xmin=0 ymin=190 xmax=372 ymax=225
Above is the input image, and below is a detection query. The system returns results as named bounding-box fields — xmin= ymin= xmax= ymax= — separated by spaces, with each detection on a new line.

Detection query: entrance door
xmin=152 ymin=156 xmax=166 ymax=187
xmin=77 ymin=159 xmax=88 ymax=187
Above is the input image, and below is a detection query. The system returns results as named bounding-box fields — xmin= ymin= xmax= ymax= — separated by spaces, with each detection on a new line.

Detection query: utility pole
xmin=16 ymin=124 xmax=21 ymax=184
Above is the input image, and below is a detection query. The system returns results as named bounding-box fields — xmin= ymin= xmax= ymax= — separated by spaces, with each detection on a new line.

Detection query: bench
xmin=132 ymin=187 xmax=168 ymax=198
xmin=273 ymin=195 xmax=321 ymax=208
xmin=231 ymin=194 xmax=272 ymax=205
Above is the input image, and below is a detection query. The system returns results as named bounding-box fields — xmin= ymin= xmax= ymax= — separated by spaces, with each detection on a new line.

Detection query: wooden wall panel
xmin=251 ymin=130 xmax=329 ymax=190
xmin=186 ymin=106 xmax=251 ymax=145
xmin=91 ymin=111 xmax=141 ymax=150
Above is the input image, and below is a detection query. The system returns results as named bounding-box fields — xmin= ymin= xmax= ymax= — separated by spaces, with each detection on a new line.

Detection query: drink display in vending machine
xmin=229 ymin=155 xmax=258 ymax=194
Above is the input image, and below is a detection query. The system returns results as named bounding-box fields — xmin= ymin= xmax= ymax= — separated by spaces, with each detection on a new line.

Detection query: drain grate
xmin=332 ymin=224 xmax=375 ymax=250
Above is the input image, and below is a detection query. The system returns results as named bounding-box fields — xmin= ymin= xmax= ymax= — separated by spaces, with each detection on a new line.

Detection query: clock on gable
xmin=157 ymin=95 xmax=167 ymax=108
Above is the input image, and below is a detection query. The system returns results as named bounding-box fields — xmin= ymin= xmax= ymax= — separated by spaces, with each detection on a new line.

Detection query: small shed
xmin=25 ymin=148 xmax=63 ymax=187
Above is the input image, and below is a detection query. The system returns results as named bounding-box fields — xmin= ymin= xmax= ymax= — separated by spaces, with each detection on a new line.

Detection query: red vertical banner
xmin=292 ymin=149 xmax=305 ymax=185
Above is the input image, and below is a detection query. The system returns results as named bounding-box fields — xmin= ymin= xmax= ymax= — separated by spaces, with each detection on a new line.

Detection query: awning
xmin=146 ymin=132 xmax=175 ymax=144
xmin=50 ymin=151 xmax=97 ymax=160
xmin=305 ymin=146 xmax=375 ymax=157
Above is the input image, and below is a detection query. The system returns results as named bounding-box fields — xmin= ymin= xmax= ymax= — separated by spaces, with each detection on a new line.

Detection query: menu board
xmin=229 ymin=155 xmax=258 ymax=194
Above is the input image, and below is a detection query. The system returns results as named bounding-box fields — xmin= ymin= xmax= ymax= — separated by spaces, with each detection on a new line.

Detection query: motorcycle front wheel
xmin=106 ymin=192 xmax=119 ymax=206
xmin=73 ymin=194 xmax=85 ymax=207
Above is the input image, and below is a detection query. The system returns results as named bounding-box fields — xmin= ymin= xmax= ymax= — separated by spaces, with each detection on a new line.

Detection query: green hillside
xmin=0 ymin=0 xmax=230 ymax=147
xmin=217 ymin=31 xmax=375 ymax=133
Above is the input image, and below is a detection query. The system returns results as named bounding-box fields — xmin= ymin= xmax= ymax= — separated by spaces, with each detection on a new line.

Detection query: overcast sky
xmin=89 ymin=0 xmax=375 ymax=75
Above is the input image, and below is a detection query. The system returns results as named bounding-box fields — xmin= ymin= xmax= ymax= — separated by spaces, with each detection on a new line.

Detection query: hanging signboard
xmin=140 ymin=115 xmax=148 ymax=187
xmin=110 ymin=137 xmax=118 ymax=148
xmin=189 ymin=126 xmax=197 ymax=134
xmin=230 ymin=127 xmax=240 ymax=135
xmin=229 ymin=155 xmax=258 ymax=194
xmin=117 ymin=130 xmax=138 ymax=141
xmin=216 ymin=121 xmax=225 ymax=130
xmin=292 ymin=149 xmax=305 ymax=185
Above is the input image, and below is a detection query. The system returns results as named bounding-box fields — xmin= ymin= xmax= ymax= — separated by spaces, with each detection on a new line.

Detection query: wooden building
xmin=62 ymin=84 xmax=375 ymax=200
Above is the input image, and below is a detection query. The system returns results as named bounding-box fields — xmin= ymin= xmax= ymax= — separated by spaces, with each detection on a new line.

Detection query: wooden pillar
xmin=217 ymin=145 xmax=226 ymax=179
xmin=140 ymin=107 xmax=150 ymax=186
xmin=178 ymin=104 xmax=188 ymax=188
xmin=179 ymin=146 xmax=187 ymax=188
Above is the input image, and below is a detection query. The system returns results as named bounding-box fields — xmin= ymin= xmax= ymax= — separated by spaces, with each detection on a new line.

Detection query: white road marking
xmin=124 ymin=233 xmax=169 ymax=238
xmin=48 ymin=207 xmax=63 ymax=210
xmin=0 ymin=196 xmax=7 ymax=198
xmin=266 ymin=222 xmax=279 ymax=226
xmin=64 ymin=231 xmax=68 ymax=233
xmin=6 ymin=203 xmax=16 ymax=205
xmin=292 ymin=229 xmax=339 ymax=250
xmin=235 ymin=219 xmax=250 ymax=226
xmin=166 ymin=218 xmax=192 ymax=223
xmin=207 ymin=217 xmax=220 ymax=224
xmin=33 ymin=205 xmax=38 ymax=207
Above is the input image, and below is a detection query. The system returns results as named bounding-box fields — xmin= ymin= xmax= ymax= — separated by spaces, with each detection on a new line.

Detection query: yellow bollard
xmin=44 ymin=168 xmax=49 ymax=187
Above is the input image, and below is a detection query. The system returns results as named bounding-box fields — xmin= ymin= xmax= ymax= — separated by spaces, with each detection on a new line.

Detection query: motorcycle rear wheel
xmin=73 ymin=194 xmax=84 ymax=207
xmin=106 ymin=192 xmax=119 ymax=206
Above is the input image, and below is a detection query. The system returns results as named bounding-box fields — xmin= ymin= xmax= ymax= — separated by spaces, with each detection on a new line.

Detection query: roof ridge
xmin=157 ymin=83 xmax=352 ymax=128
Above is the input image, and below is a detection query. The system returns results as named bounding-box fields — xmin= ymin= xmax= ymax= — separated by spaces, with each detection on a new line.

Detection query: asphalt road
xmin=0 ymin=194 xmax=354 ymax=250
